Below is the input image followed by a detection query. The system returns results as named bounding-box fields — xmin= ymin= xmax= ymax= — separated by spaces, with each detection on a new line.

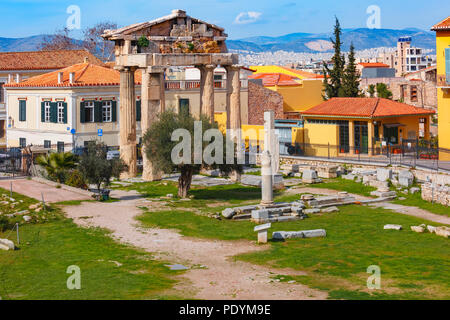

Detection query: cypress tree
xmin=342 ymin=44 xmax=361 ymax=97
xmin=323 ymin=17 xmax=346 ymax=100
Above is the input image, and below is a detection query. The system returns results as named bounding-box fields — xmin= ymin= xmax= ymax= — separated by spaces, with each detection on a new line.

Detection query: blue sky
xmin=0 ymin=0 xmax=449 ymax=39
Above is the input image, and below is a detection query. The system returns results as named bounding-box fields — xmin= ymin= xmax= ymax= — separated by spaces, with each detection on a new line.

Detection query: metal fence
xmin=277 ymin=140 xmax=450 ymax=172
xmin=0 ymin=147 xmax=32 ymax=177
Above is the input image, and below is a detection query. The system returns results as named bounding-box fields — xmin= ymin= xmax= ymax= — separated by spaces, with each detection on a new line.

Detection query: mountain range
xmin=227 ymin=28 xmax=436 ymax=53
xmin=0 ymin=28 xmax=436 ymax=54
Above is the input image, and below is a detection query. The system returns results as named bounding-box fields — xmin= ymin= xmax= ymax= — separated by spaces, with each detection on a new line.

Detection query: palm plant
xmin=36 ymin=152 xmax=76 ymax=183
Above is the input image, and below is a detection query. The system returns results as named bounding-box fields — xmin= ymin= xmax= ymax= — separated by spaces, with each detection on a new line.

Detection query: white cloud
xmin=234 ymin=11 xmax=262 ymax=25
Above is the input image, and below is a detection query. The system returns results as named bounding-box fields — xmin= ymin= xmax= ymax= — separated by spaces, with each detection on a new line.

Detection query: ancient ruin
xmin=102 ymin=10 xmax=242 ymax=179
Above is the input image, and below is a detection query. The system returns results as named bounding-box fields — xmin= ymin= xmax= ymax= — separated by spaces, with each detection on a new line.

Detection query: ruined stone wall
xmin=248 ymin=82 xmax=284 ymax=125
xmin=421 ymin=183 xmax=450 ymax=206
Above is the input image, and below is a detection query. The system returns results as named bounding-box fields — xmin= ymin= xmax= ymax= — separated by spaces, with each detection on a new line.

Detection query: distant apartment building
xmin=378 ymin=37 xmax=435 ymax=77
xmin=0 ymin=50 xmax=103 ymax=147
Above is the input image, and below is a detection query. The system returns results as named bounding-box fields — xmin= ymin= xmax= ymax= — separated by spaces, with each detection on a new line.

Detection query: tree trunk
xmin=178 ymin=166 xmax=193 ymax=198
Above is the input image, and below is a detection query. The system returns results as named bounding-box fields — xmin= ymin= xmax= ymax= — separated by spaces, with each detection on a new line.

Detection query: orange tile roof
xmin=249 ymin=73 xmax=301 ymax=86
xmin=301 ymin=98 xmax=435 ymax=118
xmin=431 ymin=16 xmax=450 ymax=31
xmin=0 ymin=50 xmax=104 ymax=71
xmin=4 ymin=63 xmax=142 ymax=88
xmin=280 ymin=67 xmax=324 ymax=79
xmin=358 ymin=63 xmax=390 ymax=68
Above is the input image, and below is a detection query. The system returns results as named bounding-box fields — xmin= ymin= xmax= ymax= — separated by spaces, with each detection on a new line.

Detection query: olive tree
xmin=143 ymin=111 xmax=242 ymax=198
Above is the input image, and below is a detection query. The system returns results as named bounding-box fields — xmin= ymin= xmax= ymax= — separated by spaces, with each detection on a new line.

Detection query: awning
xmin=383 ymin=123 xmax=406 ymax=128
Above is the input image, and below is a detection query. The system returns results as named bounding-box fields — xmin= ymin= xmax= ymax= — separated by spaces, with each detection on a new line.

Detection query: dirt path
xmin=0 ymin=178 xmax=91 ymax=203
xmin=369 ymin=202 xmax=450 ymax=225
xmin=63 ymin=189 xmax=327 ymax=300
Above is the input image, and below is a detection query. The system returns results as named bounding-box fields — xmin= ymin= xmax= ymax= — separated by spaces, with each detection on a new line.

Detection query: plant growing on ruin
xmin=137 ymin=35 xmax=150 ymax=48
xmin=143 ymin=111 xmax=242 ymax=198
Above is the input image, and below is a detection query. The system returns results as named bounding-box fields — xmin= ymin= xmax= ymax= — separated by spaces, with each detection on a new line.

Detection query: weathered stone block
xmin=377 ymin=169 xmax=393 ymax=182
xmin=272 ymin=229 xmax=326 ymax=240
xmin=435 ymin=226 xmax=450 ymax=238
xmin=399 ymin=170 xmax=414 ymax=187
xmin=321 ymin=206 xmax=339 ymax=213
xmin=384 ymin=224 xmax=402 ymax=230
xmin=304 ymin=208 xmax=321 ymax=214
xmin=222 ymin=208 xmax=236 ymax=219
xmin=0 ymin=238 xmax=15 ymax=251
xmin=251 ymin=209 xmax=269 ymax=221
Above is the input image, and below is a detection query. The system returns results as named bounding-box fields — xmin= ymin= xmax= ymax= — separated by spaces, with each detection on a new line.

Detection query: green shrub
xmin=66 ymin=170 xmax=88 ymax=190
xmin=0 ymin=215 xmax=12 ymax=232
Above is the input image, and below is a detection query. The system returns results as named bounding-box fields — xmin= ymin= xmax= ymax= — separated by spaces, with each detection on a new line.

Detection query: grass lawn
xmin=0 ymin=189 xmax=182 ymax=300
xmin=134 ymin=181 xmax=450 ymax=300
xmin=307 ymin=178 xmax=377 ymax=197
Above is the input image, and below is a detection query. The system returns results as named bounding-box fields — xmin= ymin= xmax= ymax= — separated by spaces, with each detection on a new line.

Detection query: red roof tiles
xmin=301 ymin=98 xmax=435 ymax=118
xmin=5 ymin=63 xmax=142 ymax=88
xmin=358 ymin=63 xmax=390 ymax=68
xmin=0 ymin=50 xmax=104 ymax=71
xmin=431 ymin=16 xmax=450 ymax=31
xmin=248 ymin=73 xmax=301 ymax=86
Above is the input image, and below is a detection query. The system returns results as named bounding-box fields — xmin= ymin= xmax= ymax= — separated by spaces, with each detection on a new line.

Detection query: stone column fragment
xmin=141 ymin=66 xmax=165 ymax=181
xmin=119 ymin=67 xmax=137 ymax=179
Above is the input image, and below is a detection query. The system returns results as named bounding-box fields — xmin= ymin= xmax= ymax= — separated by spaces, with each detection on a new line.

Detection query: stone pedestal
xmin=141 ymin=67 xmax=165 ymax=181
xmin=119 ymin=67 xmax=137 ymax=179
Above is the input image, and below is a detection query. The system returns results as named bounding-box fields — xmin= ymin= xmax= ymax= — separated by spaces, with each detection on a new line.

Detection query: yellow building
xmin=249 ymin=65 xmax=324 ymax=115
xmin=300 ymin=98 xmax=434 ymax=158
xmin=432 ymin=16 xmax=450 ymax=160
xmin=4 ymin=63 xmax=249 ymax=150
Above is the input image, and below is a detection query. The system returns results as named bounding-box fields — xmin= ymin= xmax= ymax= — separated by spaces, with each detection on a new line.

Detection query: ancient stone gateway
xmin=103 ymin=9 xmax=242 ymax=179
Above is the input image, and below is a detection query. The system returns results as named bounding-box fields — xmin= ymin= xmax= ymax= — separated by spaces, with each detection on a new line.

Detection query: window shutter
xmin=112 ymin=100 xmax=117 ymax=122
xmin=80 ymin=102 xmax=86 ymax=123
xmin=19 ymin=100 xmax=26 ymax=121
xmin=94 ymin=101 xmax=102 ymax=123
xmin=445 ymin=48 xmax=450 ymax=84
xmin=41 ymin=102 xmax=45 ymax=122
xmin=50 ymin=102 xmax=57 ymax=123
xmin=63 ymin=102 xmax=68 ymax=124
xmin=136 ymin=100 xmax=141 ymax=122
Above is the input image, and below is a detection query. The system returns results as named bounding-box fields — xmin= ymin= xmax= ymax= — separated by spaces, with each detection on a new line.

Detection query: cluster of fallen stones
xmin=221 ymin=193 xmax=361 ymax=223
xmin=384 ymin=224 xmax=450 ymax=238
xmin=279 ymin=164 xmax=340 ymax=183
xmin=0 ymin=194 xmax=46 ymax=224
xmin=343 ymin=168 xmax=417 ymax=198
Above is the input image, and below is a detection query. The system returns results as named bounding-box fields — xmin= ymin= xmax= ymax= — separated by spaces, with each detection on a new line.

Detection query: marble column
xmin=260 ymin=150 xmax=274 ymax=206
xmin=200 ymin=64 xmax=215 ymax=122
xmin=226 ymin=65 xmax=242 ymax=182
xmin=119 ymin=67 xmax=137 ymax=179
xmin=141 ymin=67 xmax=165 ymax=181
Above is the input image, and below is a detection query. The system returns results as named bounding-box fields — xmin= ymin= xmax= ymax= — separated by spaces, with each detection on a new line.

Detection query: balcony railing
xmin=165 ymin=80 xmax=248 ymax=91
